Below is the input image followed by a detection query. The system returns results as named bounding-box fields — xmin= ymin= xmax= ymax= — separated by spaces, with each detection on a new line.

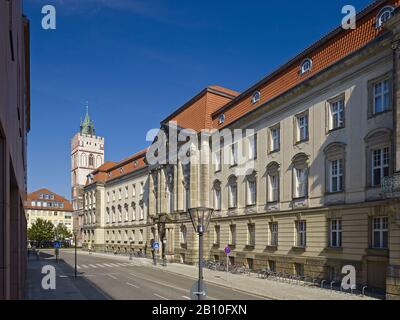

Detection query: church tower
xmin=71 ymin=106 xmax=104 ymax=243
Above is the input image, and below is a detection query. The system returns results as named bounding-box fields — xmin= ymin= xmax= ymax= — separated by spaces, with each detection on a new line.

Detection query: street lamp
xmin=129 ymin=237 xmax=133 ymax=260
xmin=73 ymin=229 xmax=79 ymax=278
xmin=188 ymin=207 xmax=214 ymax=300
xmin=158 ymin=215 xmax=167 ymax=267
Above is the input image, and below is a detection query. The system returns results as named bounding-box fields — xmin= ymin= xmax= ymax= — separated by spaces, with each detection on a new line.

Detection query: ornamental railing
xmin=382 ymin=173 xmax=400 ymax=194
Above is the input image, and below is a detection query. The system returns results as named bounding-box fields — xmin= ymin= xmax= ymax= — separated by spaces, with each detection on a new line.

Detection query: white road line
xmin=89 ymin=264 xmax=98 ymax=268
xmin=126 ymin=282 xmax=140 ymax=289
xmin=77 ymin=265 xmax=82 ymax=269
xmin=182 ymin=296 xmax=190 ymax=300
xmin=96 ymin=264 xmax=105 ymax=268
xmin=154 ymin=293 xmax=168 ymax=300
xmin=103 ymin=264 xmax=113 ymax=267
xmin=107 ymin=274 xmax=118 ymax=280
xmin=117 ymin=263 xmax=127 ymax=266
xmin=81 ymin=265 xmax=89 ymax=269
xmin=110 ymin=263 xmax=120 ymax=267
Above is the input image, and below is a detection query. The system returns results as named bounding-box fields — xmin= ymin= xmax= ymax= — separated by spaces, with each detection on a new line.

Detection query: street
xmin=30 ymin=250 xmax=265 ymax=300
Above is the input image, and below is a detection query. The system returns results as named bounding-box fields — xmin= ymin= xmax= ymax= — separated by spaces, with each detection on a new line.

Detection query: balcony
xmin=382 ymin=173 xmax=400 ymax=195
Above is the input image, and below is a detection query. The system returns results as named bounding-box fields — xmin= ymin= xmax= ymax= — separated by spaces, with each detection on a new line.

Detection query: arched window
xmin=106 ymin=207 xmax=110 ymax=224
xmin=292 ymin=153 xmax=310 ymax=199
xmin=267 ymin=162 xmax=280 ymax=203
xmin=81 ymin=153 xmax=87 ymax=167
xmin=246 ymin=172 xmax=257 ymax=206
xmin=124 ymin=204 xmax=129 ymax=221
xmin=300 ymin=58 xmax=313 ymax=75
xmin=376 ymin=6 xmax=394 ymax=28
xmin=364 ymin=128 xmax=392 ymax=187
xmin=89 ymin=154 xmax=94 ymax=167
xmin=228 ymin=175 xmax=238 ymax=209
xmin=251 ymin=91 xmax=261 ymax=104
xmin=213 ymin=180 xmax=222 ymax=211
xmin=96 ymin=155 xmax=102 ymax=167
xmin=131 ymin=202 xmax=136 ymax=221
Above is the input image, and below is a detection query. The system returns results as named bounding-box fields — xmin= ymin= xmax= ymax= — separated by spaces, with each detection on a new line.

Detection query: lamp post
xmin=188 ymin=207 xmax=214 ymax=300
xmin=158 ymin=215 xmax=167 ymax=267
xmin=129 ymin=237 xmax=133 ymax=260
xmin=73 ymin=229 xmax=79 ymax=278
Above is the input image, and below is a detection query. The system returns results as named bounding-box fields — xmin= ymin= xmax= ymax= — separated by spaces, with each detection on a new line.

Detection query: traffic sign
xmin=54 ymin=241 xmax=61 ymax=249
xmin=153 ymin=242 xmax=160 ymax=250
xmin=224 ymin=246 xmax=231 ymax=255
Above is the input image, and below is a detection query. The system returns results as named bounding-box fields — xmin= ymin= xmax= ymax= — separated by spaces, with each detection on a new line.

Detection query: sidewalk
xmin=77 ymin=250 xmax=377 ymax=300
xmin=26 ymin=251 xmax=110 ymax=300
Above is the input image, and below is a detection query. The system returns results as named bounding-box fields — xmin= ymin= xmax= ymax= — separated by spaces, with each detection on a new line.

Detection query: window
xmin=118 ymin=189 xmax=122 ymax=200
xmin=118 ymin=206 xmax=122 ymax=222
xmin=131 ymin=202 xmax=136 ymax=221
xmin=140 ymin=182 xmax=144 ymax=195
xmin=269 ymin=222 xmax=278 ymax=247
xmin=230 ymin=143 xmax=238 ymax=166
xmin=139 ymin=230 xmax=144 ymax=243
xmin=139 ymin=204 xmax=144 ymax=220
xmin=268 ymin=260 xmax=276 ymax=272
xmin=89 ymin=154 xmax=94 ymax=167
xmin=270 ymin=126 xmax=280 ymax=152
xmin=125 ymin=186 xmax=128 ymax=199
xmin=213 ymin=181 xmax=222 ymax=211
xmin=247 ymin=224 xmax=256 ymax=247
xmin=248 ymin=134 xmax=257 ymax=160
xmin=372 ymin=147 xmax=390 ymax=187
xmin=213 ymin=150 xmax=221 ymax=172
xmin=373 ymin=78 xmax=391 ymax=115
xmin=180 ymin=225 xmax=187 ymax=245
xmin=107 ymin=192 xmax=110 ymax=203
xmin=246 ymin=178 xmax=257 ymax=206
xmin=214 ymin=225 xmax=220 ymax=245
xmin=229 ymin=225 xmax=236 ymax=245
xmin=295 ymin=220 xmax=307 ymax=247
xmin=132 ymin=184 xmax=136 ymax=197
xmin=329 ymin=159 xmax=344 ymax=193
xmin=267 ymin=162 xmax=280 ymax=204
xmin=294 ymin=168 xmax=308 ymax=198
xmin=372 ymin=217 xmax=388 ymax=249
xmin=330 ymin=219 xmax=342 ymax=248
xmin=294 ymin=263 xmax=305 ymax=277
xmin=329 ymin=98 xmax=345 ymax=130
xmin=300 ymin=58 xmax=312 ymax=74
xmin=218 ymin=114 xmax=225 ymax=125
xmin=112 ymin=191 xmax=116 ymax=202
xmin=124 ymin=204 xmax=129 ymax=221
xmin=296 ymin=113 xmax=309 ymax=143
xmin=376 ymin=6 xmax=394 ymax=28
xmin=252 ymin=91 xmax=261 ymax=104
xmin=228 ymin=177 xmax=238 ymax=209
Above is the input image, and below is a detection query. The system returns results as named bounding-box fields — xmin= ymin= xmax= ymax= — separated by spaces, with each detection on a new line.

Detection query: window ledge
xmin=212 ymin=244 xmax=220 ymax=249
xmin=292 ymin=246 xmax=306 ymax=251
xmin=268 ymin=149 xmax=280 ymax=155
xmin=245 ymin=245 xmax=255 ymax=250
xmin=327 ymin=126 xmax=345 ymax=135
xmin=228 ymin=244 xmax=236 ymax=249
xmin=325 ymin=247 xmax=343 ymax=253
xmin=266 ymin=245 xmax=278 ymax=251
xmin=367 ymin=248 xmax=389 ymax=257
xmin=294 ymin=139 xmax=309 ymax=146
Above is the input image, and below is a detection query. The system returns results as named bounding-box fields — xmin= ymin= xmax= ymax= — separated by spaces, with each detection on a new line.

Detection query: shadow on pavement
xmin=26 ymin=250 xmax=113 ymax=300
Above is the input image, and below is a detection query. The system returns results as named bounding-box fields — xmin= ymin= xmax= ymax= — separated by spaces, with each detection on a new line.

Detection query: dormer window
xmin=218 ymin=114 xmax=225 ymax=125
xmin=251 ymin=91 xmax=261 ymax=104
xmin=120 ymin=168 xmax=124 ymax=174
xmin=300 ymin=58 xmax=313 ymax=75
xmin=376 ymin=6 xmax=394 ymax=28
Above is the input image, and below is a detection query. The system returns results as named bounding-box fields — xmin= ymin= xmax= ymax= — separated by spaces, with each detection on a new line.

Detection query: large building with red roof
xmin=81 ymin=0 xmax=400 ymax=299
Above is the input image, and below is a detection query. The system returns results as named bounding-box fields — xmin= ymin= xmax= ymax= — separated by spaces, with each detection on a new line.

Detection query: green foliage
xmin=55 ymin=223 xmax=72 ymax=241
xmin=27 ymin=218 xmax=55 ymax=245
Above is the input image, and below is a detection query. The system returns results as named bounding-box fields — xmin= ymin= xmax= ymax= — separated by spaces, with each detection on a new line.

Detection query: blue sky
xmin=24 ymin=0 xmax=372 ymax=199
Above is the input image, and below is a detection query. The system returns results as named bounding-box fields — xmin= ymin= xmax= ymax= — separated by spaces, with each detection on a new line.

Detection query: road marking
xmin=107 ymin=274 xmax=118 ymax=280
xmin=126 ymin=282 xmax=140 ymax=289
xmin=96 ymin=264 xmax=106 ymax=268
xmin=77 ymin=265 xmax=82 ymax=269
xmin=117 ymin=263 xmax=127 ymax=266
xmin=81 ymin=265 xmax=89 ymax=269
xmin=103 ymin=264 xmax=114 ymax=267
xmin=154 ymin=293 xmax=168 ymax=300
xmin=182 ymin=296 xmax=190 ymax=300
xmin=89 ymin=264 xmax=98 ymax=268
xmin=110 ymin=263 xmax=121 ymax=267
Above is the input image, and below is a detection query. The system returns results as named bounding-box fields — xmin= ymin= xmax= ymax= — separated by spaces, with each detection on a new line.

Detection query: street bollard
xmin=321 ymin=280 xmax=327 ymax=289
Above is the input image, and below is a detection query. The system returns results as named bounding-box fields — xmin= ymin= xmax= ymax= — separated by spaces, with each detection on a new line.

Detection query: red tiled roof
xmin=162 ymin=85 xmax=239 ymax=132
xmin=25 ymin=188 xmax=73 ymax=211
xmin=211 ymin=0 xmax=399 ymax=128
xmin=86 ymin=149 xmax=148 ymax=186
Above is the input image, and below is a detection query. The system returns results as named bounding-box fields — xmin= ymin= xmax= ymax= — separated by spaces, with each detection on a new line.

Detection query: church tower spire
xmin=80 ymin=102 xmax=96 ymax=135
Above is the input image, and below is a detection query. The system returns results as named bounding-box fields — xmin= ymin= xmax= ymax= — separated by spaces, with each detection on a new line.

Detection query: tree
xmin=27 ymin=218 xmax=55 ymax=246
xmin=54 ymin=223 xmax=72 ymax=241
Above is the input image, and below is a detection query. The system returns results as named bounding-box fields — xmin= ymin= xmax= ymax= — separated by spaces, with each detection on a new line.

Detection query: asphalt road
xmin=49 ymin=250 xmax=266 ymax=300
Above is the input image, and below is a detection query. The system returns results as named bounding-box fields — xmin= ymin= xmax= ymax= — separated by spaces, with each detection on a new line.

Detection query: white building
xmin=71 ymin=107 xmax=104 ymax=244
